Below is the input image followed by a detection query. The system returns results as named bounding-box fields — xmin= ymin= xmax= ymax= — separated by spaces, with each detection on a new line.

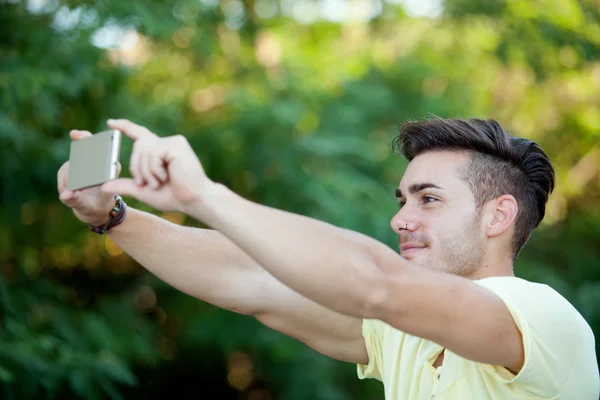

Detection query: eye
xmin=397 ymin=200 xmax=406 ymax=208
xmin=422 ymin=196 xmax=437 ymax=204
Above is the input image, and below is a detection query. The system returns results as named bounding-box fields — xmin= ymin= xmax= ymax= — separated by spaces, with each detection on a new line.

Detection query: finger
xmin=138 ymin=150 xmax=159 ymax=189
xmin=69 ymin=130 xmax=93 ymax=140
xmin=101 ymin=178 xmax=143 ymax=198
xmin=129 ymin=142 xmax=143 ymax=185
xmin=59 ymin=189 xmax=75 ymax=202
xmin=57 ymin=162 xmax=69 ymax=193
xmin=59 ymin=190 xmax=86 ymax=209
xmin=107 ymin=119 xmax=155 ymax=141
xmin=148 ymin=151 xmax=168 ymax=183
xmin=140 ymin=153 xmax=160 ymax=189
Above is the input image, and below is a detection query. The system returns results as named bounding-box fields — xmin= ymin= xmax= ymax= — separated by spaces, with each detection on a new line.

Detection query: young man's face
xmin=391 ymin=150 xmax=487 ymax=277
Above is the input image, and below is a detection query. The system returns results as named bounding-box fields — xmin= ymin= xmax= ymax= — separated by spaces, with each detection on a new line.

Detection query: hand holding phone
xmin=66 ymin=129 xmax=122 ymax=191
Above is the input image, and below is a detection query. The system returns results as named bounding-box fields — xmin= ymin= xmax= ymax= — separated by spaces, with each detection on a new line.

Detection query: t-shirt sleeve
xmin=473 ymin=278 xmax=597 ymax=398
xmin=357 ymin=318 xmax=385 ymax=381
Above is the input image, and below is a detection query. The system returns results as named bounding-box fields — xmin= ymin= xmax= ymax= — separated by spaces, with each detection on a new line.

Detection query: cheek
xmin=448 ymin=203 xmax=480 ymax=227
xmin=427 ymin=211 xmax=479 ymax=245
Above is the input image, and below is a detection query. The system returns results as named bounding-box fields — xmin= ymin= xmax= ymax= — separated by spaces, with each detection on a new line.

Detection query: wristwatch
xmin=88 ymin=194 xmax=128 ymax=234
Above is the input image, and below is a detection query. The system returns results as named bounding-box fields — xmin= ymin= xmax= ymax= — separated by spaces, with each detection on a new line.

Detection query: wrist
xmin=88 ymin=216 xmax=110 ymax=227
xmin=88 ymin=198 xmax=118 ymax=226
xmin=88 ymin=194 xmax=128 ymax=234
xmin=184 ymin=181 xmax=229 ymax=224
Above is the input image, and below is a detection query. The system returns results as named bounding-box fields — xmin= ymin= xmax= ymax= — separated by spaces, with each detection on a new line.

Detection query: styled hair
xmin=392 ymin=117 xmax=555 ymax=258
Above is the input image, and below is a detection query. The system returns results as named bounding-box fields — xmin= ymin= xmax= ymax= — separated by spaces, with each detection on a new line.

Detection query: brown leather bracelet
xmin=87 ymin=194 xmax=127 ymax=234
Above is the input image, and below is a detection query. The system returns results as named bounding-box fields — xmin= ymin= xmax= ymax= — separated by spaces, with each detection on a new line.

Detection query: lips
xmin=400 ymin=243 xmax=427 ymax=258
xmin=400 ymin=243 xmax=426 ymax=251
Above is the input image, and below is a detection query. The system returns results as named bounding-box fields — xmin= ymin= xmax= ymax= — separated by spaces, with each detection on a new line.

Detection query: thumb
xmin=69 ymin=130 xmax=92 ymax=140
xmin=101 ymin=178 xmax=142 ymax=198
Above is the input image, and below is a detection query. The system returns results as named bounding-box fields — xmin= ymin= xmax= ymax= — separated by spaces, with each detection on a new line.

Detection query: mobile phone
xmin=66 ymin=129 xmax=122 ymax=191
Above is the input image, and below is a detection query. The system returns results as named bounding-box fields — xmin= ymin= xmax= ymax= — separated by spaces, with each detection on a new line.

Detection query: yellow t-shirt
xmin=357 ymin=276 xmax=599 ymax=399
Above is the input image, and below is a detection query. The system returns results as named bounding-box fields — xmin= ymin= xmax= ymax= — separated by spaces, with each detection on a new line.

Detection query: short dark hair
xmin=392 ymin=117 xmax=555 ymax=258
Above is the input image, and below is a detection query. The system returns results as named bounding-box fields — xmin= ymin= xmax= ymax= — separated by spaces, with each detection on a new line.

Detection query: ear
xmin=485 ymin=195 xmax=518 ymax=238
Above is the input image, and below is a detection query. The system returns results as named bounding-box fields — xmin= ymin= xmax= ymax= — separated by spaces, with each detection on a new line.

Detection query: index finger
xmin=69 ymin=130 xmax=93 ymax=140
xmin=107 ymin=119 xmax=156 ymax=141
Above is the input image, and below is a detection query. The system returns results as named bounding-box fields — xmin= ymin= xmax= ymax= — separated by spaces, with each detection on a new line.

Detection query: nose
xmin=390 ymin=208 xmax=418 ymax=235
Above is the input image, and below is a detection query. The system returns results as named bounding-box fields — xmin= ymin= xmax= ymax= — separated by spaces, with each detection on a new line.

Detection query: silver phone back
xmin=66 ymin=129 xmax=121 ymax=191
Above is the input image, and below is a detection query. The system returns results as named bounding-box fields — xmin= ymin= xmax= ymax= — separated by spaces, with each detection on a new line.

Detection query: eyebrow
xmin=395 ymin=182 xmax=443 ymax=199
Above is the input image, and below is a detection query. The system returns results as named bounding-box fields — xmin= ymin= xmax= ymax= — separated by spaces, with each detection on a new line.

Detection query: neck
xmin=466 ymin=255 xmax=514 ymax=280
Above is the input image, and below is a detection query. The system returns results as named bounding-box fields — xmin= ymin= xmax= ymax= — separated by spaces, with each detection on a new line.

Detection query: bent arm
xmin=107 ymin=207 xmax=367 ymax=363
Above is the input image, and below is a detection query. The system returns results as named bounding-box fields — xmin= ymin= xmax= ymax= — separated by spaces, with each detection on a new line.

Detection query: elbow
xmin=358 ymin=270 xmax=393 ymax=319
xmin=356 ymin=245 xmax=406 ymax=319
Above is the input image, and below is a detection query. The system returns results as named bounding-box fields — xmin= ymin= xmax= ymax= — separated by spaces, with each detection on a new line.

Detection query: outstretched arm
xmin=101 ymin=118 xmax=525 ymax=373
xmin=194 ymin=185 xmax=386 ymax=318
xmin=57 ymin=130 xmax=367 ymax=364
xmin=107 ymin=207 xmax=367 ymax=363
xmin=192 ymin=183 xmax=524 ymax=374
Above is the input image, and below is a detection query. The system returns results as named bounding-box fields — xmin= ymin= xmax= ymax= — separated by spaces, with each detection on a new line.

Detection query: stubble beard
xmin=422 ymin=217 xmax=485 ymax=278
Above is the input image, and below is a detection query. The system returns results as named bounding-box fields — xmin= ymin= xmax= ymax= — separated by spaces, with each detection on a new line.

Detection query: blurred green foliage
xmin=1 ymin=0 xmax=599 ymax=398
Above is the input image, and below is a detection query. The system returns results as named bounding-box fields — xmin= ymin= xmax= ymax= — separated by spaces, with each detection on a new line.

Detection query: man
xmin=57 ymin=117 xmax=599 ymax=399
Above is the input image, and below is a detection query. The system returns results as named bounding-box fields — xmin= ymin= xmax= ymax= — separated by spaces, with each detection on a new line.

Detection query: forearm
xmin=108 ymin=207 xmax=368 ymax=363
xmin=108 ymin=207 xmax=263 ymax=314
xmin=191 ymin=184 xmax=389 ymax=318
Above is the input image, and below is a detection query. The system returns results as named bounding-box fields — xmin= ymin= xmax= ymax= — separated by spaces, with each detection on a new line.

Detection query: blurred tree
xmin=1 ymin=0 xmax=598 ymax=398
